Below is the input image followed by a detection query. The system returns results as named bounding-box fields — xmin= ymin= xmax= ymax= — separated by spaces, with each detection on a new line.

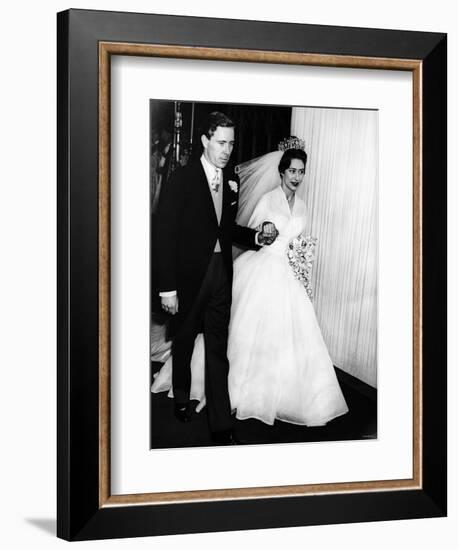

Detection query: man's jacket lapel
xmin=195 ymin=161 xmax=219 ymax=228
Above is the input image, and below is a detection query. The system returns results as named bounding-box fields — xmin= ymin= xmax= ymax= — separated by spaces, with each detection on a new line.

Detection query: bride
xmin=152 ymin=138 xmax=348 ymax=427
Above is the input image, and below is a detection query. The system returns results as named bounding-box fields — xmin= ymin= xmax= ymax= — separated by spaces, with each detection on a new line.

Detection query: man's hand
xmin=258 ymin=221 xmax=279 ymax=246
xmin=161 ymin=295 xmax=179 ymax=315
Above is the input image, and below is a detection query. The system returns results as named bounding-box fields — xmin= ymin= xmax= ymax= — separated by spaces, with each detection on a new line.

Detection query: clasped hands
xmin=257 ymin=221 xmax=279 ymax=246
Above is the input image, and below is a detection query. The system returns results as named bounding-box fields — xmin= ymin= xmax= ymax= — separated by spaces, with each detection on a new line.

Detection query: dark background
xmin=150 ymin=99 xmax=292 ymax=165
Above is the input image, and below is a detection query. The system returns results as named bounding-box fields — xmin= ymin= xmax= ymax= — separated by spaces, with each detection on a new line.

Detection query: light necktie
xmin=211 ymin=168 xmax=221 ymax=192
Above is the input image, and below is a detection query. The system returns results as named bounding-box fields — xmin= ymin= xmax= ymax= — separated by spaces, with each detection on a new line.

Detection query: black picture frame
xmin=57 ymin=8 xmax=447 ymax=541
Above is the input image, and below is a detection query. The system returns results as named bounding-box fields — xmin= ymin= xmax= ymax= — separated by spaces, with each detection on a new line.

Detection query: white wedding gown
xmin=152 ymin=186 xmax=349 ymax=426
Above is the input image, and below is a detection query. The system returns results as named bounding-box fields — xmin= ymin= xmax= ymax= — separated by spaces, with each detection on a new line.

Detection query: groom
xmin=154 ymin=111 xmax=277 ymax=444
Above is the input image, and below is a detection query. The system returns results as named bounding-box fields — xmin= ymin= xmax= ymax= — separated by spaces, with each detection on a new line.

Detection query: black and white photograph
xmin=149 ymin=100 xmax=378 ymax=448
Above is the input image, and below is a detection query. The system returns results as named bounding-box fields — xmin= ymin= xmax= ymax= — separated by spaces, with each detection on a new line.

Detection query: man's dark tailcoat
xmin=153 ymin=159 xmax=258 ymax=432
xmin=154 ymin=160 xmax=257 ymax=336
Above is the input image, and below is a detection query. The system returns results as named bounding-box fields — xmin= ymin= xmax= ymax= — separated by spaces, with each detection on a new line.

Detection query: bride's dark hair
xmin=278 ymin=148 xmax=308 ymax=175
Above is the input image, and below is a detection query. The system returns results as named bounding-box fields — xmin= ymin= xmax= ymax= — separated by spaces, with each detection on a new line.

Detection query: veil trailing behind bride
xmin=152 ymin=140 xmax=348 ymax=426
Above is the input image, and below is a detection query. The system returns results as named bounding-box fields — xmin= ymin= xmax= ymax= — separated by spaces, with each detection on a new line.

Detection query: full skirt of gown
xmin=226 ymin=243 xmax=348 ymax=426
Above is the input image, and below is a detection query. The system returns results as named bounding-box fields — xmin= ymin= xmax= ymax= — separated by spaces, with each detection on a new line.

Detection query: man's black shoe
xmin=174 ymin=403 xmax=192 ymax=423
xmin=211 ymin=429 xmax=239 ymax=445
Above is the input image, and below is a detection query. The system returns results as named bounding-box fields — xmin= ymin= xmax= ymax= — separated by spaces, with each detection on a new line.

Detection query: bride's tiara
xmin=277 ymin=136 xmax=306 ymax=152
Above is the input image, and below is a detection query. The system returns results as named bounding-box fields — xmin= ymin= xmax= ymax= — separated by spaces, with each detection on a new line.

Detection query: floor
xmin=150 ymin=363 xmax=377 ymax=449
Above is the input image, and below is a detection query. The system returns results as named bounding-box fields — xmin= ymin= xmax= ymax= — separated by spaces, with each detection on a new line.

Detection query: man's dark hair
xmin=202 ymin=111 xmax=235 ymax=139
xmin=278 ymin=148 xmax=308 ymax=175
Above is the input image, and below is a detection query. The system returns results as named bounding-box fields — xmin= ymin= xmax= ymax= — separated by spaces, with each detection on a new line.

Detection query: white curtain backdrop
xmin=291 ymin=107 xmax=378 ymax=387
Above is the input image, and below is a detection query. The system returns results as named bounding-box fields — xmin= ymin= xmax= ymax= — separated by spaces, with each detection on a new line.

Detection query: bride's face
xmin=281 ymin=158 xmax=305 ymax=194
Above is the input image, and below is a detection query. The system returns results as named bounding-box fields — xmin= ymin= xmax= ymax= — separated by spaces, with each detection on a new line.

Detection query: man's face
xmin=201 ymin=126 xmax=235 ymax=169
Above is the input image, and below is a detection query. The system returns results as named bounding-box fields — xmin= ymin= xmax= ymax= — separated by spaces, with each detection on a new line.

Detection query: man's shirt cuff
xmin=159 ymin=291 xmax=177 ymax=297
xmin=255 ymin=232 xmax=264 ymax=246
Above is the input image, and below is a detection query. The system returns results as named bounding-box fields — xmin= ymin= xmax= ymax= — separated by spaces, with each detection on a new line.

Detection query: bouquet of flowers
xmin=286 ymin=234 xmax=318 ymax=299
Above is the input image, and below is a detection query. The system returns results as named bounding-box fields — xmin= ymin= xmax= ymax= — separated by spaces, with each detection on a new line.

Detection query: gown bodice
xmin=249 ymin=186 xmax=306 ymax=257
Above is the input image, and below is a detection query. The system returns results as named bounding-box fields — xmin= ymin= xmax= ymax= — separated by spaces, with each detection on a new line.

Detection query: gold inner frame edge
xmin=98 ymin=41 xmax=422 ymax=508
